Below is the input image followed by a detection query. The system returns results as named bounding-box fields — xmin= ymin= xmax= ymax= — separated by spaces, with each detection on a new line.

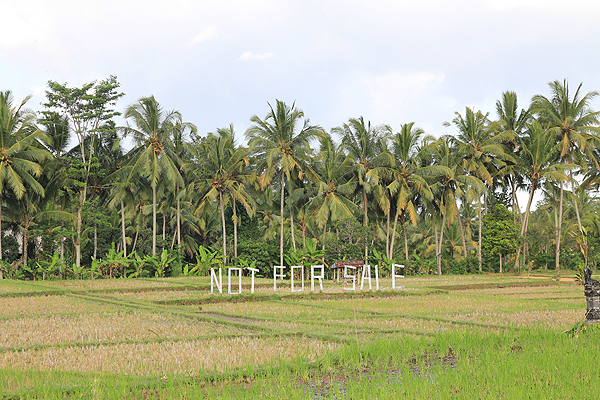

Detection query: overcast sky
xmin=4 ymin=0 xmax=600 ymax=148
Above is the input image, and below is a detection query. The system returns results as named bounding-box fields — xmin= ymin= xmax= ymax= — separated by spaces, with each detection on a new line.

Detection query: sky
xmin=3 ymin=1 xmax=600 ymax=161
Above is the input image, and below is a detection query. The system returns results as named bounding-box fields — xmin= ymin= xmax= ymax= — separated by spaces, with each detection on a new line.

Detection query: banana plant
xmin=145 ymin=249 xmax=177 ymax=278
xmin=372 ymin=248 xmax=394 ymax=276
xmin=71 ymin=262 xmax=85 ymax=280
xmin=188 ymin=245 xmax=225 ymax=276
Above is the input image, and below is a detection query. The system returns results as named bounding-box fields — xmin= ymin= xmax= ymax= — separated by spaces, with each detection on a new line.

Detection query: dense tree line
xmin=1 ymin=77 xmax=600 ymax=280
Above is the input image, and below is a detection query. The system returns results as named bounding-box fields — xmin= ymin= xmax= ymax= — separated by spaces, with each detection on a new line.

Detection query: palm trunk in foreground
xmin=390 ymin=207 xmax=399 ymax=259
xmin=555 ymin=182 xmax=564 ymax=281
xmin=436 ymin=209 xmax=447 ymax=275
xmin=456 ymin=208 xmax=467 ymax=258
xmin=152 ymin=185 xmax=157 ymax=256
xmin=478 ymin=197 xmax=482 ymax=271
xmin=219 ymin=191 xmax=227 ymax=262
xmin=280 ymin=173 xmax=285 ymax=266
xmin=75 ymin=189 xmax=85 ymax=268
xmin=121 ymin=199 xmax=127 ymax=257
xmin=362 ymin=188 xmax=368 ymax=262
xmin=177 ymin=195 xmax=181 ymax=249
xmin=290 ymin=207 xmax=297 ymax=253
xmin=233 ymin=199 xmax=238 ymax=261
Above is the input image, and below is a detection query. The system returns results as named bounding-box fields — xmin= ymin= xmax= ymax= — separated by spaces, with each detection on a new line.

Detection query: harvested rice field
xmin=0 ymin=272 xmax=595 ymax=399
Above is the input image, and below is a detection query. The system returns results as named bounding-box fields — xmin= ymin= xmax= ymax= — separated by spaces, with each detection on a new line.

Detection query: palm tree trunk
xmin=290 ymin=207 xmax=297 ymax=253
xmin=75 ymin=189 xmax=85 ymax=268
xmin=170 ymin=229 xmax=177 ymax=250
xmin=570 ymin=172 xmax=584 ymax=235
xmin=322 ymin=220 xmax=327 ymax=251
xmin=403 ymin=220 xmax=409 ymax=261
xmin=302 ymin=222 xmax=306 ymax=249
xmin=233 ymin=198 xmax=238 ymax=261
xmin=484 ymin=192 xmax=488 ymax=215
xmin=132 ymin=226 xmax=139 ymax=253
xmin=390 ymin=207 xmax=399 ymax=259
xmin=570 ymin=174 xmax=587 ymax=266
xmin=23 ymin=218 xmax=29 ymax=271
xmin=385 ymin=200 xmax=391 ymax=259
xmin=511 ymin=179 xmax=524 ymax=227
xmin=219 ymin=191 xmax=227 ymax=261
xmin=162 ymin=208 xmax=166 ymax=242
xmin=60 ymin=224 xmax=64 ymax=261
xmin=280 ymin=173 xmax=285 ymax=266
xmin=436 ymin=209 xmax=447 ymax=275
xmin=121 ymin=199 xmax=127 ymax=257
xmin=456 ymin=207 xmax=467 ymax=258
xmin=518 ymin=184 xmax=537 ymax=271
xmin=363 ymin=188 xmax=368 ymax=262
xmin=93 ymin=225 xmax=97 ymax=260
xmin=152 ymin=185 xmax=157 ymax=256
xmin=177 ymin=187 xmax=181 ymax=249
xmin=478 ymin=197 xmax=482 ymax=271
xmin=556 ymin=181 xmax=564 ymax=280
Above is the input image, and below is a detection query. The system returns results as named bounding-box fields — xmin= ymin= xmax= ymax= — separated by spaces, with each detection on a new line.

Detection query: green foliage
xmin=34 ymin=253 xmax=66 ymax=280
xmin=187 ymin=245 xmax=225 ymax=276
xmin=371 ymin=248 xmax=393 ymax=276
xmin=482 ymin=204 xmax=521 ymax=259
xmin=144 ymin=249 xmax=177 ymax=278
xmin=236 ymin=239 xmax=279 ymax=277
xmin=530 ymin=252 xmax=554 ymax=270
xmin=1 ymin=234 xmax=19 ymax=263
xmin=285 ymin=239 xmax=325 ymax=267
xmin=412 ymin=254 xmax=436 ymax=275
xmin=448 ymin=255 xmax=481 ymax=275
xmin=324 ymin=218 xmax=369 ymax=265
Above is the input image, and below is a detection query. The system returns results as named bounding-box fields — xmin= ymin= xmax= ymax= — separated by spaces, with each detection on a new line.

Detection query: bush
xmin=236 ymin=240 xmax=279 ymax=277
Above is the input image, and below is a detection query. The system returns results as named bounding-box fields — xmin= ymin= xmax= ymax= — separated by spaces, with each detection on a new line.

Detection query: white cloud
xmin=238 ymin=51 xmax=275 ymax=61
xmin=187 ymin=25 xmax=219 ymax=47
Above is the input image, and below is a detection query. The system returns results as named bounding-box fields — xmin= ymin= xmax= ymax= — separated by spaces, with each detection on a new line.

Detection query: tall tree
xmin=197 ymin=125 xmax=255 ymax=262
xmin=306 ymin=134 xmax=357 ymax=248
xmin=429 ymin=137 xmax=484 ymax=274
xmin=531 ymin=79 xmax=600 ymax=275
xmin=246 ymin=100 xmax=322 ymax=266
xmin=334 ymin=117 xmax=390 ymax=261
xmin=43 ymin=76 xmax=124 ymax=267
xmin=517 ymin=121 xmax=570 ymax=268
xmin=495 ymin=90 xmax=530 ymax=224
xmin=0 ymin=91 xmax=48 ymax=271
xmin=445 ymin=107 xmax=512 ymax=270
xmin=121 ymin=96 xmax=191 ymax=256
xmin=385 ymin=123 xmax=440 ymax=260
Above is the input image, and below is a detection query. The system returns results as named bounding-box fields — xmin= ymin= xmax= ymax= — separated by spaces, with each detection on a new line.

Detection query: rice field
xmin=0 ymin=271 xmax=595 ymax=399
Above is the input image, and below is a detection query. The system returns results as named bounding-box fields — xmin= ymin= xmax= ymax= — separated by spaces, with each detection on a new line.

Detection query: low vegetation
xmin=0 ymin=272 xmax=595 ymax=399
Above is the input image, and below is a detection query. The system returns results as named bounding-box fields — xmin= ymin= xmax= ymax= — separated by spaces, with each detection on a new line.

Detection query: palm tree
xmin=334 ymin=117 xmax=391 ymax=261
xmin=445 ymin=107 xmax=512 ymax=270
xmin=121 ymin=96 xmax=192 ymax=256
xmin=531 ymin=79 xmax=600 ymax=276
xmin=0 ymin=91 xmax=48 ymax=269
xmin=429 ymin=137 xmax=484 ymax=274
xmin=197 ymin=125 xmax=255 ymax=262
xmin=517 ymin=121 xmax=570 ymax=268
xmin=385 ymin=123 xmax=440 ymax=260
xmin=495 ymin=91 xmax=530 ymax=223
xmin=246 ymin=100 xmax=322 ymax=266
xmin=306 ymin=134 xmax=357 ymax=248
